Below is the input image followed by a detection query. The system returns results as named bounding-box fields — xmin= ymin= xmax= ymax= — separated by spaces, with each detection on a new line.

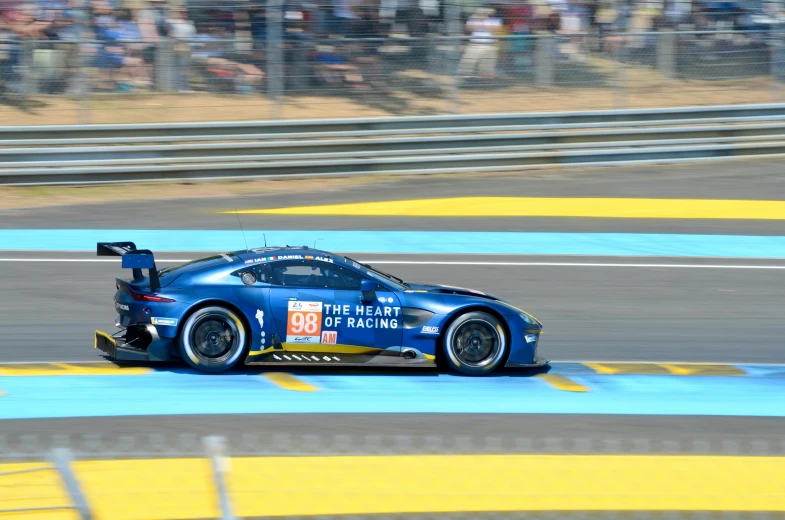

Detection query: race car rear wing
xmin=97 ymin=241 xmax=160 ymax=292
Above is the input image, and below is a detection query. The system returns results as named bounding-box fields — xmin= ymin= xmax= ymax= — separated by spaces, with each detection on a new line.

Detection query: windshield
xmin=344 ymin=256 xmax=409 ymax=290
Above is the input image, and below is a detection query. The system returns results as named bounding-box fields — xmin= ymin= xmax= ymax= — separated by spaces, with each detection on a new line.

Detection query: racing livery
xmin=95 ymin=242 xmax=546 ymax=375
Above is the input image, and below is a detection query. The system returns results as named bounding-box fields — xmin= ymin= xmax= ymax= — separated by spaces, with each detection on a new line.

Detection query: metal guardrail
xmin=3 ymin=104 xmax=785 ymax=185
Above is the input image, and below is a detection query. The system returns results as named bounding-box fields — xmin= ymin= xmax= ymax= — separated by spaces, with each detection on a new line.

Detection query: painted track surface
xmin=2 ymin=362 xmax=785 ymax=419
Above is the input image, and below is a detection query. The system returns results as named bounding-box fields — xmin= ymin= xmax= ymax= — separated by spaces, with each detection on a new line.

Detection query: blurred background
xmin=1 ymin=0 xmax=785 ymax=124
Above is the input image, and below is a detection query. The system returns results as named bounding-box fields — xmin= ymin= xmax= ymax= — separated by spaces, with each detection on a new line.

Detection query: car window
xmin=269 ymin=260 xmax=364 ymax=290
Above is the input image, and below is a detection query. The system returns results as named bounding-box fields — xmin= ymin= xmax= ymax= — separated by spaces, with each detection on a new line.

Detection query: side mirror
xmin=361 ymin=279 xmax=376 ymax=301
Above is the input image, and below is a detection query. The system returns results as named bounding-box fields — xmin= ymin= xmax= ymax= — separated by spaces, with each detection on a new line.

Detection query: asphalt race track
xmin=2 ymin=162 xmax=785 ymax=364
xmin=1 ymin=253 xmax=784 ymax=363
xmin=2 ymin=161 xmax=785 ymax=518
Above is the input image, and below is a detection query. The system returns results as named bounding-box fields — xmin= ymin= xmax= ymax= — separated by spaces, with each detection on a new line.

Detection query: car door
xmin=266 ymin=259 xmax=403 ymax=360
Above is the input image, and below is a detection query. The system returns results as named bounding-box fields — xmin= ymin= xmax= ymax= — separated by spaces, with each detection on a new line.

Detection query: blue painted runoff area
xmin=4 ymin=229 xmax=785 ymax=257
xmin=2 ymin=368 xmax=785 ymax=420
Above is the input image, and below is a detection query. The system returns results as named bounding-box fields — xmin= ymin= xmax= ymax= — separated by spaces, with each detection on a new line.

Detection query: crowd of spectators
xmin=0 ymin=0 xmax=781 ymax=95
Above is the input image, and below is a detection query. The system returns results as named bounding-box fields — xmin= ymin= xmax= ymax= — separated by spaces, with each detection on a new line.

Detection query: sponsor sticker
xmin=286 ymin=301 xmax=322 ymax=343
xmin=321 ymin=330 xmax=338 ymax=344
xmin=151 ymin=317 xmax=178 ymax=326
xmin=322 ymin=302 xmax=401 ymax=330
xmin=524 ymin=334 xmax=538 ymax=344
xmin=421 ymin=326 xmax=439 ymax=334
xmin=115 ymin=302 xmax=129 ymax=311
xmin=256 ymin=309 xmax=266 ymax=346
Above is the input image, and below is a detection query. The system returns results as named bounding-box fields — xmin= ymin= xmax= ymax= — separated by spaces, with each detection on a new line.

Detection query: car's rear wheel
xmin=442 ymin=311 xmax=507 ymax=376
xmin=179 ymin=306 xmax=247 ymax=373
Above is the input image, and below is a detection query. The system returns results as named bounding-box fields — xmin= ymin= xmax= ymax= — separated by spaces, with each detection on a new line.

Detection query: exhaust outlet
xmin=402 ymin=349 xmax=417 ymax=359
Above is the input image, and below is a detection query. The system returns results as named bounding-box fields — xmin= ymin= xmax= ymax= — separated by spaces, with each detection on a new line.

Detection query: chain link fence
xmin=1 ymin=433 xmax=784 ymax=518
xmin=2 ymin=0 xmax=785 ymax=125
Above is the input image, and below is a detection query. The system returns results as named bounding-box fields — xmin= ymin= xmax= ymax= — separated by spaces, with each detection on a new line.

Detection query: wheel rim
xmin=451 ymin=320 xmax=500 ymax=368
xmin=190 ymin=313 xmax=240 ymax=362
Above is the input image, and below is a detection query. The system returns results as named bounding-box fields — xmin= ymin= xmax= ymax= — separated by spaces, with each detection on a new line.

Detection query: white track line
xmin=0 ymin=258 xmax=192 ymax=262
xmin=363 ymin=261 xmax=785 ymax=269
xmin=2 ymin=258 xmax=785 ymax=269
xmin=1 ymin=359 xmax=784 ymax=366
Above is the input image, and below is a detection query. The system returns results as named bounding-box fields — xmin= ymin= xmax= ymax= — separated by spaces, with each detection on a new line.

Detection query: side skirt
xmin=245 ymin=351 xmax=435 ymax=366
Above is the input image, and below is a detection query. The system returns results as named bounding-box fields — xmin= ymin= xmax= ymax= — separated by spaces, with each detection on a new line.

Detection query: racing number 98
xmin=290 ymin=312 xmax=319 ymax=334
xmin=286 ymin=301 xmax=323 ymax=343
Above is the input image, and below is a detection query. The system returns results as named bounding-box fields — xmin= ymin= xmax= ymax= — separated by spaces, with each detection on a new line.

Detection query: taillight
xmin=129 ymin=292 xmax=175 ymax=303
xmin=119 ymin=283 xmax=175 ymax=302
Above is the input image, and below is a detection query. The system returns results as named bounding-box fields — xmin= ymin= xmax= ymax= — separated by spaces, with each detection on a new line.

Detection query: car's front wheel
xmin=179 ymin=306 xmax=247 ymax=373
xmin=442 ymin=311 xmax=507 ymax=376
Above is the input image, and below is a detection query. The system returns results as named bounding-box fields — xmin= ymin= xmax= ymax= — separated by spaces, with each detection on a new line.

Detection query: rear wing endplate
xmin=97 ymin=242 xmax=160 ymax=292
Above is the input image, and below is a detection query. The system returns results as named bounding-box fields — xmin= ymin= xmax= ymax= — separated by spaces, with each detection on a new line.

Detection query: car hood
xmin=405 ymin=282 xmax=541 ymax=326
xmin=406 ymin=282 xmax=501 ymax=300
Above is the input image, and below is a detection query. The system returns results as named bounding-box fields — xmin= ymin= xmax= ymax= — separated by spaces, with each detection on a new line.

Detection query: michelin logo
xmin=151 ymin=317 xmax=178 ymax=326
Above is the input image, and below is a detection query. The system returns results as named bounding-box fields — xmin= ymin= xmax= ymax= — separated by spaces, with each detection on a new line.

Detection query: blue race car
xmin=95 ymin=242 xmax=546 ymax=375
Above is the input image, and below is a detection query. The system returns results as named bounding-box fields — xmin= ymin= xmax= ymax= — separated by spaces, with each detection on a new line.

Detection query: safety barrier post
xmin=266 ymin=0 xmax=284 ymax=120
xmin=657 ymin=29 xmax=676 ymax=79
xmin=203 ymin=435 xmax=235 ymax=520
xmin=771 ymin=26 xmax=784 ymax=103
xmin=445 ymin=1 xmax=462 ymax=114
xmin=534 ymin=34 xmax=554 ymax=87
xmin=51 ymin=448 xmax=92 ymax=520
xmin=73 ymin=0 xmax=92 ymax=124
xmin=614 ymin=31 xmax=628 ymax=109
xmin=155 ymin=39 xmax=175 ymax=92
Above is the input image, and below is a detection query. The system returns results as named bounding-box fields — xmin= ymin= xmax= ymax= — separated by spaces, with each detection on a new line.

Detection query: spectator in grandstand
xmin=191 ymin=22 xmax=263 ymax=93
xmin=3 ymin=3 xmax=51 ymax=38
xmin=507 ymin=3 xmax=535 ymax=77
xmin=458 ymin=7 xmax=502 ymax=80
xmin=313 ymin=39 xmax=365 ymax=89
xmin=346 ymin=4 xmax=384 ymax=88
xmin=167 ymin=7 xmax=195 ymax=91
xmin=91 ymin=6 xmax=148 ymax=90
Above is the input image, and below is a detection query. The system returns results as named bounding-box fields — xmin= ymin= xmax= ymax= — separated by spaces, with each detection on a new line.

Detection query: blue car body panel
xmin=98 ymin=244 xmax=545 ymax=369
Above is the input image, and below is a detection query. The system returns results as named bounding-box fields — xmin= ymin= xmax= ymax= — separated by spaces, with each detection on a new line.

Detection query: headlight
xmin=520 ymin=311 xmax=542 ymax=328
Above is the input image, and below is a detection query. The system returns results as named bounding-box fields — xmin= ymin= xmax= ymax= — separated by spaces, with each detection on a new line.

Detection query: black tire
xmin=442 ymin=311 xmax=507 ymax=376
xmin=179 ymin=306 xmax=247 ymax=373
